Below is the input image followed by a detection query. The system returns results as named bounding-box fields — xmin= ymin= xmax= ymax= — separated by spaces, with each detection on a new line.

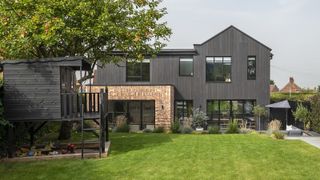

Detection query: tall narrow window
xmin=126 ymin=59 xmax=150 ymax=82
xmin=179 ymin=58 xmax=193 ymax=76
xmin=247 ymin=56 xmax=256 ymax=80
xmin=206 ymin=56 xmax=232 ymax=82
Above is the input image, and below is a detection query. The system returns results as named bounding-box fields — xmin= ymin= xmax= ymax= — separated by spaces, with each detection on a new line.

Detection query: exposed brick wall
xmin=87 ymin=85 xmax=174 ymax=129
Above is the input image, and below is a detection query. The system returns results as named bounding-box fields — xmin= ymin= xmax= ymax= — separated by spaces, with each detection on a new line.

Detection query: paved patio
xmin=286 ymin=136 xmax=320 ymax=149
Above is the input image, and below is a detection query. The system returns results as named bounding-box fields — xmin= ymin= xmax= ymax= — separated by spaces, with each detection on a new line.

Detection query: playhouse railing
xmin=60 ymin=92 xmax=101 ymax=119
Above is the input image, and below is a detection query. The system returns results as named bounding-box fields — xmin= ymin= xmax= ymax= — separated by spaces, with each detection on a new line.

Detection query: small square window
xmin=179 ymin=58 xmax=193 ymax=76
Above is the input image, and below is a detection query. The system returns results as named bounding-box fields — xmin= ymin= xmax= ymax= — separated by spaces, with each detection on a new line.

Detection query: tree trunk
xmin=58 ymin=121 xmax=73 ymax=140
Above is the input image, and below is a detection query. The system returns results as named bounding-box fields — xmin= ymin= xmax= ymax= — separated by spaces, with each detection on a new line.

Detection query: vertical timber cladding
xmin=89 ymin=85 xmax=174 ymax=129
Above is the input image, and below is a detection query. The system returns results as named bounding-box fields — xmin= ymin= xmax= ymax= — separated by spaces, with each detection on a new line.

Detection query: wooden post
xmin=100 ymin=88 xmax=106 ymax=153
xmin=29 ymin=125 xmax=34 ymax=148
xmin=7 ymin=124 xmax=15 ymax=158
xmin=105 ymin=87 xmax=109 ymax=142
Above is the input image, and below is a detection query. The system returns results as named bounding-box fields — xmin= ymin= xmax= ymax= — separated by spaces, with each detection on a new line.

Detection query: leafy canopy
xmin=0 ymin=0 xmax=171 ymax=69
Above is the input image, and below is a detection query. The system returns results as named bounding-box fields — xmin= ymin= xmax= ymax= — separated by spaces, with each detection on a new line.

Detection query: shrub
xmin=249 ymin=130 xmax=259 ymax=135
xmin=143 ymin=129 xmax=153 ymax=133
xmin=267 ymin=119 xmax=281 ymax=134
xmin=114 ymin=123 xmax=130 ymax=132
xmin=191 ymin=108 xmax=209 ymax=128
xmin=239 ymin=128 xmax=253 ymax=134
xmin=208 ymin=126 xmax=220 ymax=134
xmin=271 ymin=131 xmax=284 ymax=139
xmin=171 ymin=121 xmax=180 ymax=134
xmin=309 ymin=94 xmax=320 ymax=132
xmin=153 ymin=127 xmax=165 ymax=133
xmin=114 ymin=115 xmax=130 ymax=132
xmin=180 ymin=127 xmax=193 ymax=134
xmin=293 ymin=103 xmax=310 ymax=130
xmin=225 ymin=120 xmax=239 ymax=134
xmin=181 ymin=117 xmax=193 ymax=129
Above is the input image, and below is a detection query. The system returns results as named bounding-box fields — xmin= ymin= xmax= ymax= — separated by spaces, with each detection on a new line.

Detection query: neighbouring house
xmin=270 ymin=84 xmax=279 ymax=92
xmin=90 ymin=25 xmax=273 ymax=130
xmin=280 ymin=77 xmax=302 ymax=93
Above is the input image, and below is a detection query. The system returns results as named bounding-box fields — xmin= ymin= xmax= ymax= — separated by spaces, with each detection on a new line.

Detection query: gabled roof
xmin=280 ymin=77 xmax=302 ymax=93
xmin=194 ymin=25 xmax=272 ymax=51
xmin=266 ymin=100 xmax=291 ymax=109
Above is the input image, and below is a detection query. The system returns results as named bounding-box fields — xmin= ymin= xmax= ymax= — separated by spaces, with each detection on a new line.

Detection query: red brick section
xmin=280 ymin=77 xmax=302 ymax=93
xmin=87 ymin=85 xmax=174 ymax=130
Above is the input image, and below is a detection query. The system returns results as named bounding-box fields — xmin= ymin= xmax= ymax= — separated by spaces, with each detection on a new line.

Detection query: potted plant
xmin=293 ymin=103 xmax=310 ymax=131
xmin=191 ymin=108 xmax=208 ymax=131
xmin=253 ymin=105 xmax=267 ymax=131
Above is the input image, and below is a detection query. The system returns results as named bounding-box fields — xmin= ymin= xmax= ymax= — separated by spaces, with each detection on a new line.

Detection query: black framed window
xmin=247 ymin=56 xmax=256 ymax=80
xmin=206 ymin=56 xmax=232 ymax=82
xmin=175 ymin=100 xmax=193 ymax=120
xmin=126 ymin=59 xmax=150 ymax=82
xmin=179 ymin=58 xmax=193 ymax=76
xmin=207 ymin=100 xmax=255 ymax=126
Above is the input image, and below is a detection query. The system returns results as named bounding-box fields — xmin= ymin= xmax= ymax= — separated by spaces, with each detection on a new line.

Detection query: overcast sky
xmin=161 ymin=0 xmax=320 ymax=89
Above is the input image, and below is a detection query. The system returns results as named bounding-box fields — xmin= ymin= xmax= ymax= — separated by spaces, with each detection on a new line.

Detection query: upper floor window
xmin=179 ymin=58 xmax=193 ymax=76
xmin=247 ymin=56 xmax=256 ymax=80
xmin=206 ymin=56 xmax=231 ymax=82
xmin=126 ymin=59 xmax=150 ymax=82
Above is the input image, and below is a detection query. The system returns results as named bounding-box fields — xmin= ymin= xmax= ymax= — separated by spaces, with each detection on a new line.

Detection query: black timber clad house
xmin=94 ymin=26 xmax=273 ymax=130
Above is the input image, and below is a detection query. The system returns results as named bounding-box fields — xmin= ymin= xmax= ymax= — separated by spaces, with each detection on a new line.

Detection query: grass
xmin=1 ymin=133 xmax=320 ymax=179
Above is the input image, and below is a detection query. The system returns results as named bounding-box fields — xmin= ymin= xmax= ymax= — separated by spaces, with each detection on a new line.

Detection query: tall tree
xmin=0 ymin=0 xmax=171 ymax=139
xmin=0 ymin=0 xmax=171 ymax=77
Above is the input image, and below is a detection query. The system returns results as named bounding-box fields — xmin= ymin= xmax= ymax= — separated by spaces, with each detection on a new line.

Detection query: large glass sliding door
xmin=107 ymin=100 xmax=155 ymax=130
xmin=207 ymin=100 xmax=255 ymax=126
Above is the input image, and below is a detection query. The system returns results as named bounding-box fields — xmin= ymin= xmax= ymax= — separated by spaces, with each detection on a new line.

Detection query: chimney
xmin=289 ymin=77 xmax=294 ymax=84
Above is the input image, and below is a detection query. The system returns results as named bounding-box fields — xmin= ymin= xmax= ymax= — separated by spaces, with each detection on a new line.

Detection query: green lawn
xmin=1 ymin=133 xmax=320 ymax=179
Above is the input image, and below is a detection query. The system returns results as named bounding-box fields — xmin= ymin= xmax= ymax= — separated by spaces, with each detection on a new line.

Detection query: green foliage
xmin=270 ymin=79 xmax=275 ymax=85
xmin=180 ymin=127 xmax=193 ymax=134
xmin=225 ymin=120 xmax=239 ymax=134
xmin=208 ymin=126 xmax=220 ymax=134
xmin=170 ymin=121 xmax=180 ymax=134
xmin=0 ymin=0 xmax=171 ymax=75
xmin=153 ymin=126 xmax=165 ymax=133
xmin=293 ymin=103 xmax=310 ymax=130
xmin=143 ymin=129 xmax=153 ymax=133
xmin=253 ymin=105 xmax=267 ymax=117
xmin=239 ymin=128 xmax=254 ymax=134
xmin=271 ymin=92 xmax=315 ymax=102
xmin=191 ymin=108 xmax=208 ymax=128
xmin=309 ymin=93 xmax=320 ymax=132
xmin=114 ymin=123 xmax=130 ymax=133
xmin=271 ymin=131 xmax=284 ymax=139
